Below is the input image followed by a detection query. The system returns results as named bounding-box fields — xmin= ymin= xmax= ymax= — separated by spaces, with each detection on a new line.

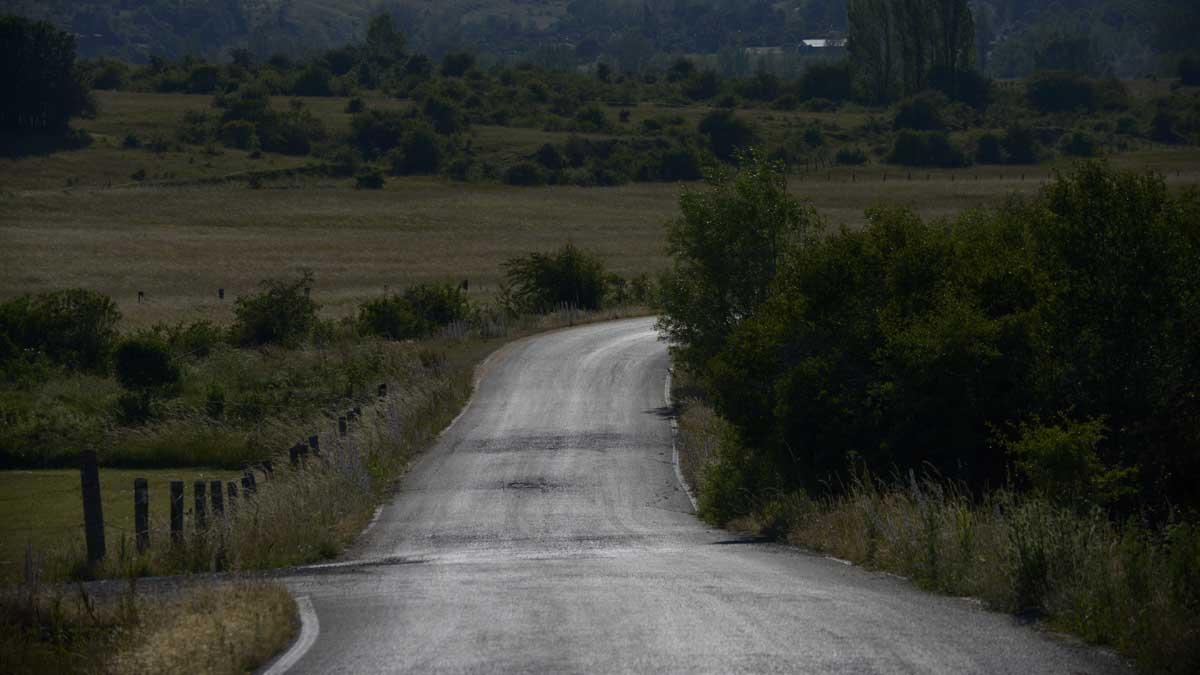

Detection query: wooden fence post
xmin=194 ymin=481 xmax=207 ymax=531
xmin=377 ymin=383 xmax=388 ymax=399
xmin=170 ymin=480 xmax=184 ymax=544
xmin=80 ymin=451 xmax=106 ymax=565
xmin=210 ymin=480 xmax=224 ymax=518
xmin=218 ymin=288 xmax=225 ymax=300
xmin=134 ymin=477 xmax=149 ymax=552
xmin=241 ymin=471 xmax=256 ymax=494
xmin=308 ymin=434 xmax=320 ymax=455
xmin=227 ymin=481 xmax=239 ymax=509
xmin=339 ymin=416 xmax=348 ymax=437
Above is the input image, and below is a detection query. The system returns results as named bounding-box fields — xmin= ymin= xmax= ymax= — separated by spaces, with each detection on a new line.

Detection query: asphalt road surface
xmin=278 ymin=317 xmax=1126 ymax=674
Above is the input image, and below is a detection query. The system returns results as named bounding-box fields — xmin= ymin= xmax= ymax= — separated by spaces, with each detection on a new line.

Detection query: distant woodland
xmin=6 ymin=0 xmax=1199 ymax=79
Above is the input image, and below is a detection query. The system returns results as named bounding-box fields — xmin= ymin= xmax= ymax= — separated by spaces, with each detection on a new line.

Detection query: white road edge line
xmin=665 ymin=368 xmax=699 ymax=511
xmin=263 ymin=595 xmax=319 ymax=675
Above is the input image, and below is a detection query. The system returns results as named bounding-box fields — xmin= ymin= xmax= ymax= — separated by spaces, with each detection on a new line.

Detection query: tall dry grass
xmin=0 ymin=581 xmax=296 ymax=674
xmin=675 ymin=395 xmax=1200 ymax=673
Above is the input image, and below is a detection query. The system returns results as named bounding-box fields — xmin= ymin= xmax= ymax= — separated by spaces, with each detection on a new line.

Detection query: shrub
xmin=574 ymin=106 xmax=609 ymax=133
xmin=504 ymin=162 xmax=546 ymax=186
xmin=894 ymin=91 xmax=949 ymax=131
xmin=835 ymin=147 xmax=868 ymax=165
xmin=1026 ymin=71 xmax=1098 ymax=113
xmin=114 ymin=335 xmax=180 ymax=392
xmin=698 ymin=110 xmax=755 ymax=162
xmin=422 ymin=96 xmax=466 ymax=135
xmin=344 ymin=97 xmax=365 ymax=114
xmin=355 ymin=168 xmax=384 ymax=189
xmin=1002 ymin=124 xmax=1039 ymax=164
xmin=441 ymin=52 xmax=475 ymax=77
xmin=0 ymin=289 xmax=120 ymax=373
xmin=888 ymin=130 xmax=969 ymax=167
xmin=503 ymin=243 xmax=609 ymax=312
xmin=291 ymin=63 xmax=333 ymax=96
xmin=1061 ymin=130 xmax=1099 ymax=157
xmin=221 ymin=120 xmax=257 ymax=150
xmin=534 ymin=143 xmax=564 ymax=171
xmin=388 ymin=124 xmax=443 ymax=175
xmin=975 ymin=132 xmax=1005 ymax=164
xmin=232 ymin=272 xmax=319 ymax=347
xmin=799 ymin=60 xmax=853 ymax=101
xmin=683 ymin=69 xmax=721 ymax=100
xmin=1005 ymin=416 xmax=1134 ymax=508
xmin=359 ymin=283 xmax=470 ymax=339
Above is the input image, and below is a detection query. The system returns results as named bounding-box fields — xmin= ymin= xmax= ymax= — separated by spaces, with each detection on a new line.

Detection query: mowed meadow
xmin=4 ymin=90 xmax=1199 ymax=326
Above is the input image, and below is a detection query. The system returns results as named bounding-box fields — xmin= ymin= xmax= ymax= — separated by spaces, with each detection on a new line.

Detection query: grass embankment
xmin=1 ymin=581 xmax=297 ymax=674
xmin=675 ymin=393 xmax=1200 ymax=673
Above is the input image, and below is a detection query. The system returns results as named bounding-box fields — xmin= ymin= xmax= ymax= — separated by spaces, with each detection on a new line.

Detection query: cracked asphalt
xmin=279 ymin=317 xmax=1127 ymax=674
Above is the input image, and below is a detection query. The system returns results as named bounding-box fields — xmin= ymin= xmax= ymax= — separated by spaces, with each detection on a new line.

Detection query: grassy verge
xmin=674 ymin=392 xmax=1200 ymax=673
xmin=0 ymin=469 xmax=238 ymax=583
xmin=0 ymin=581 xmax=297 ymax=674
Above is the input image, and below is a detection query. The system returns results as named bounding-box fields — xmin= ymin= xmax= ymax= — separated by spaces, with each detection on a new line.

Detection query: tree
xmin=847 ymin=0 xmax=898 ymax=103
xmin=0 ymin=16 xmax=95 ymax=134
xmin=366 ymin=14 xmax=406 ymax=66
xmin=658 ymin=152 xmax=819 ymax=371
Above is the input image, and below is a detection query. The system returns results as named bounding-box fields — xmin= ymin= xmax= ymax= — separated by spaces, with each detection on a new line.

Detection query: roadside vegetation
xmin=0 ymin=581 xmax=297 ymax=674
xmin=0 ymin=243 xmax=650 ymax=581
xmin=664 ymin=155 xmax=1200 ymax=672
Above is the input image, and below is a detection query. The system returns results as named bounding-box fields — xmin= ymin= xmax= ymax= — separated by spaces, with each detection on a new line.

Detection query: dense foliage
xmin=503 ymin=243 xmax=611 ymax=313
xmin=0 ymin=16 xmax=94 ymax=133
xmin=359 ymin=283 xmax=471 ymax=339
xmin=661 ymin=157 xmax=1200 ymax=518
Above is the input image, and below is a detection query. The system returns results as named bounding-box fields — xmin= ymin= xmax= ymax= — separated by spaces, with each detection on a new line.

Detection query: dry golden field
xmin=2 ymin=91 xmax=1198 ymax=326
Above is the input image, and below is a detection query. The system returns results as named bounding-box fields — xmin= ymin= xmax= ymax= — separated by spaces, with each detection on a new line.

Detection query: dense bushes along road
xmin=661 ymin=155 xmax=1200 ymax=669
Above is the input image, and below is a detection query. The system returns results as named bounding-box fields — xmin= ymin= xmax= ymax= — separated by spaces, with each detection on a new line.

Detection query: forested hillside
xmin=7 ymin=0 xmax=1198 ymax=78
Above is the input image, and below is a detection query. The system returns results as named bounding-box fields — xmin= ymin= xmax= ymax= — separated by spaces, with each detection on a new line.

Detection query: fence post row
xmin=210 ymin=480 xmax=224 ymax=518
xmin=194 ymin=481 xmax=207 ymax=531
xmin=170 ymin=480 xmax=184 ymax=544
xmin=134 ymin=477 xmax=149 ymax=552
xmin=80 ymin=451 xmax=106 ymax=565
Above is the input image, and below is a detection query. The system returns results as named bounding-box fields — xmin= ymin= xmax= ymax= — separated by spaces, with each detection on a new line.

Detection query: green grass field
xmin=0 ymin=468 xmax=238 ymax=582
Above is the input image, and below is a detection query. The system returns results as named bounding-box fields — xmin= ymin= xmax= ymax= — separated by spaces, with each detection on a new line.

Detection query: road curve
xmin=280 ymin=317 xmax=1125 ymax=674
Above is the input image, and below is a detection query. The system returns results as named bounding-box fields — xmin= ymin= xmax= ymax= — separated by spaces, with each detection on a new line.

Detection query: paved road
xmin=280 ymin=317 xmax=1125 ymax=674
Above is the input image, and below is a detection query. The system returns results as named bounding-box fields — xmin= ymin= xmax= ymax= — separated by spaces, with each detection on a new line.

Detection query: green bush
xmin=975 ymin=132 xmax=1005 ymax=164
xmin=504 ymin=162 xmax=546 ymax=186
xmin=232 ymin=272 xmax=319 ymax=347
xmin=835 ymin=147 xmax=868 ymax=165
xmin=698 ymin=110 xmax=755 ymax=162
xmin=1002 ymin=124 xmax=1039 ymax=164
xmin=359 ymin=283 xmax=470 ymax=340
xmin=1061 ymin=130 xmax=1099 ymax=157
xmin=221 ymin=120 xmax=257 ymax=150
xmin=669 ymin=161 xmax=1200 ymax=518
xmin=503 ymin=243 xmax=609 ymax=312
xmin=354 ymin=167 xmax=384 ymax=189
xmin=0 ymin=289 xmax=120 ymax=374
xmin=114 ymin=335 xmax=180 ymax=392
xmin=893 ymin=91 xmax=948 ymax=131
xmin=387 ymin=124 xmax=442 ymax=175
xmin=887 ymin=130 xmax=969 ymax=167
